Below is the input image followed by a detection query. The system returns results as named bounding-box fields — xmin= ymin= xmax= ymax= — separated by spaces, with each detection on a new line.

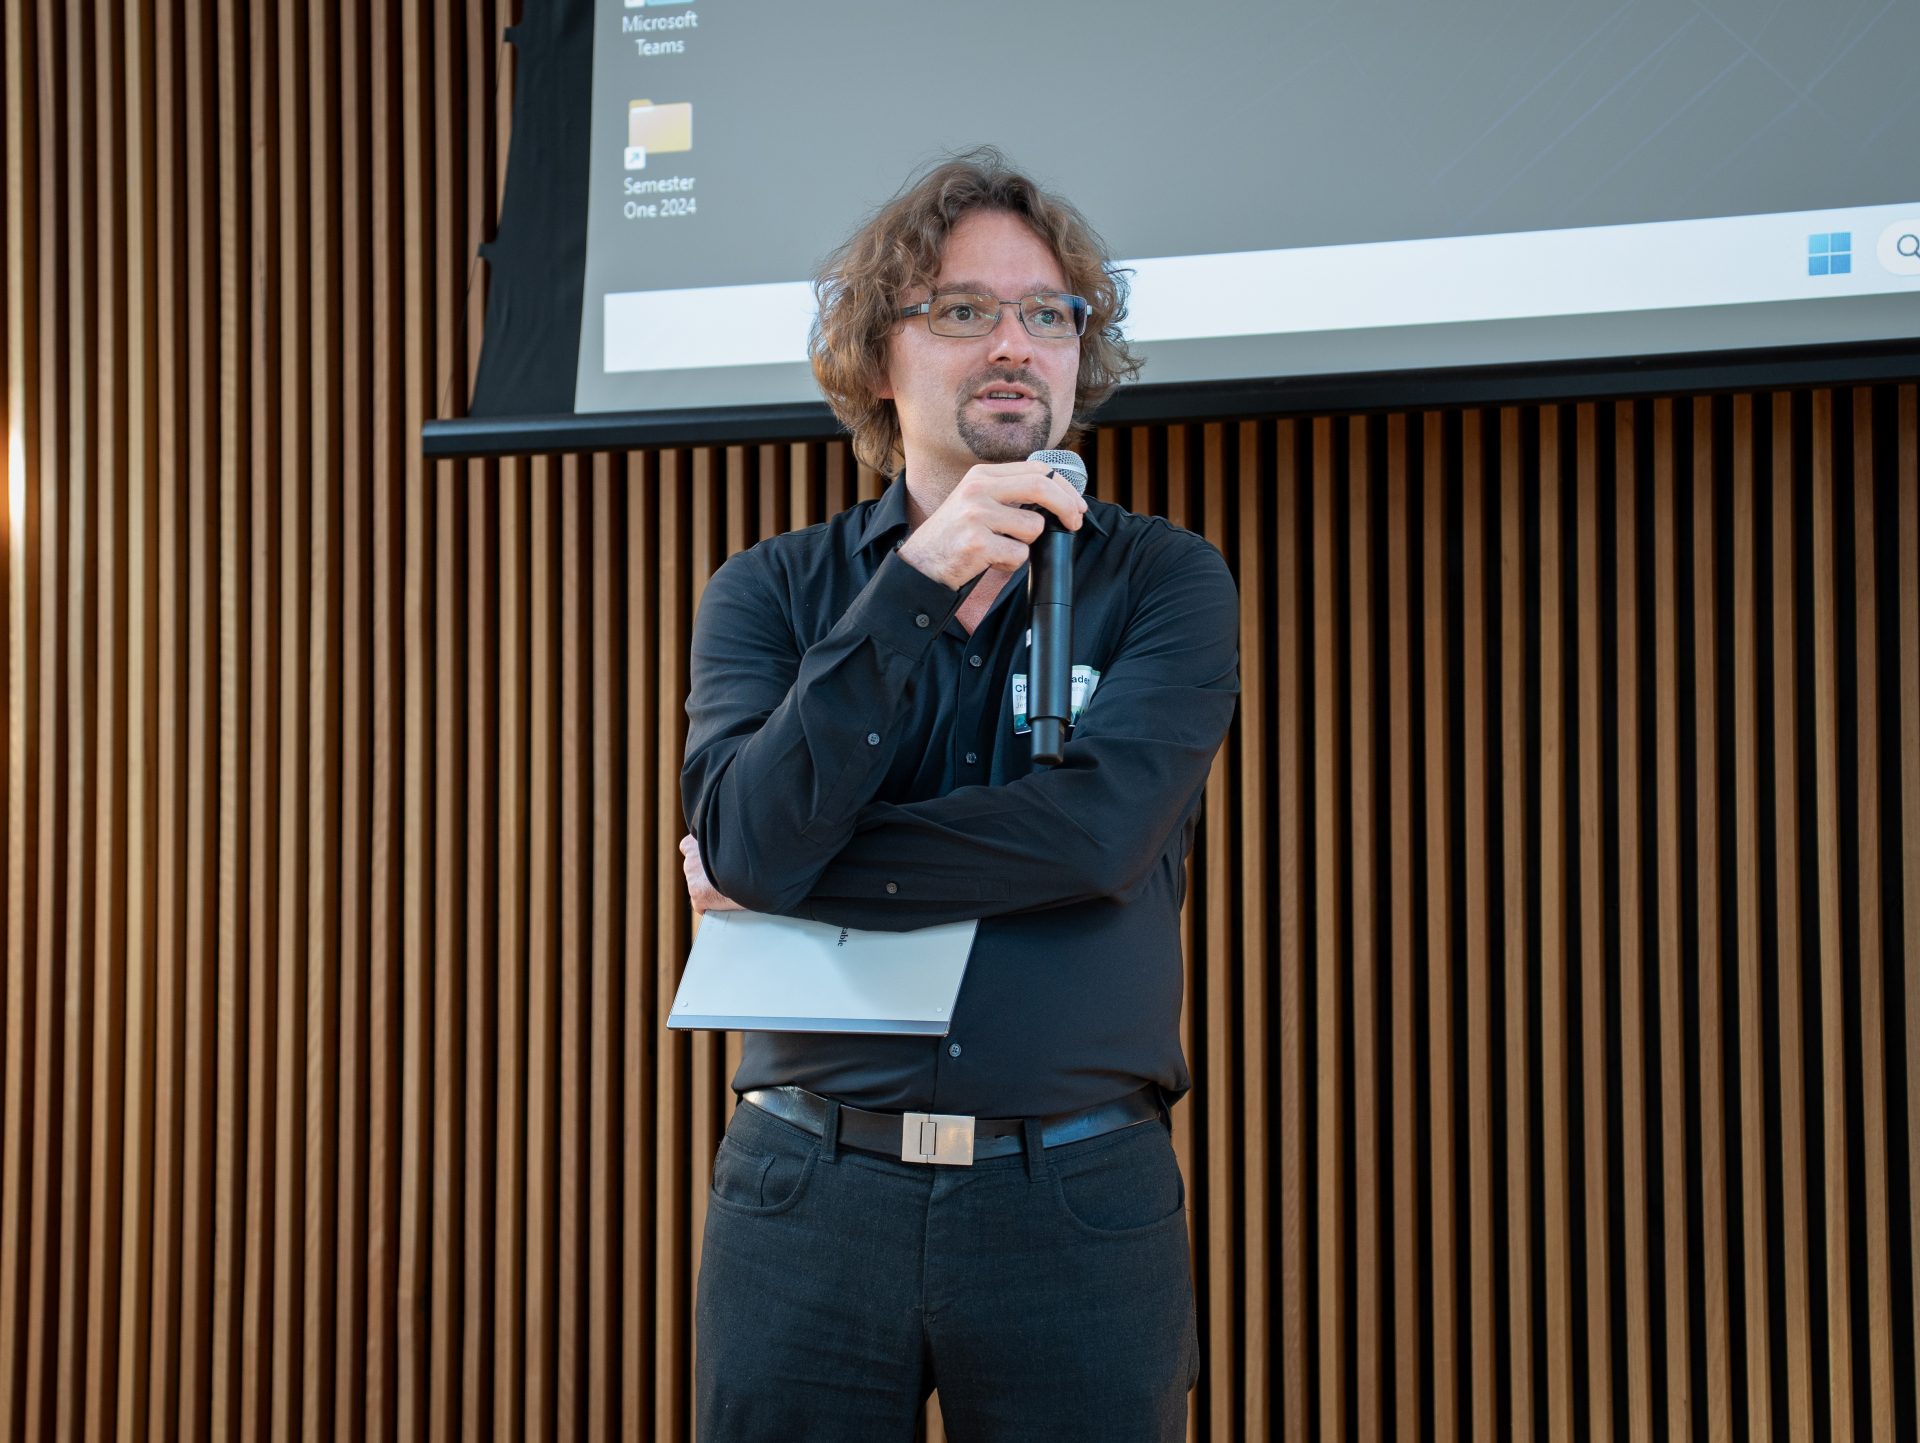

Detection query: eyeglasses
xmin=898 ymin=290 xmax=1089 ymax=340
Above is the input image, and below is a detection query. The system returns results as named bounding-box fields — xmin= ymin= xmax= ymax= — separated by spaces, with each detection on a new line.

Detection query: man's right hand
xmin=897 ymin=461 xmax=1087 ymax=590
xmin=681 ymin=833 xmax=742 ymax=916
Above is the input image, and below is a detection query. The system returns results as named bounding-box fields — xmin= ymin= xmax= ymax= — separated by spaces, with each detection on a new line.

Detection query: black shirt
xmin=681 ymin=475 xmax=1239 ymax=1117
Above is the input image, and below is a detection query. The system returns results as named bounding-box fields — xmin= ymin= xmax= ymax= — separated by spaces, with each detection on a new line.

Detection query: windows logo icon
xmin=1808 ymin=232 xmax=1852 ymax=276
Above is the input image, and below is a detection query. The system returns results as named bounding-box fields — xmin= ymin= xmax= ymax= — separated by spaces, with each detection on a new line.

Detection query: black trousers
xmin=695 ymin=1096 xmax=1199 ymax=1442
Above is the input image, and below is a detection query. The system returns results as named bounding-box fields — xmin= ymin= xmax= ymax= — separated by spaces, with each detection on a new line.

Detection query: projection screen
xmin=437 ymin=0 xmax=1920 ymax=454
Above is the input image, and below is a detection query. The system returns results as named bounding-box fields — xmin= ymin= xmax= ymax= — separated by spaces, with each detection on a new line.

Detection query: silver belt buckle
xmin=901 ymin=1111 xmax=976 ymax=1166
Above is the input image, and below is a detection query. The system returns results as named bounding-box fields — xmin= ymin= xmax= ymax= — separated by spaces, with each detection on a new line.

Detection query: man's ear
xmin=874 ymin=330 xmax=902 ymax=401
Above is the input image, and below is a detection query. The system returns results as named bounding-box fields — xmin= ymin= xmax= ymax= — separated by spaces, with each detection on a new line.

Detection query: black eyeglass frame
xmin=897 ymin=290 xmax=1091 ymax=339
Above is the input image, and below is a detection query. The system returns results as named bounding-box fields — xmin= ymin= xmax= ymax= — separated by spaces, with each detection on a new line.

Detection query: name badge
xmin=1011 ymin=666 xmax=1101 ymax=736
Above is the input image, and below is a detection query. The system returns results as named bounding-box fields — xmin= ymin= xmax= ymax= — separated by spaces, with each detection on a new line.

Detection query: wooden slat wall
xmin=5 ymin=6 xmax=1920 ymax=1440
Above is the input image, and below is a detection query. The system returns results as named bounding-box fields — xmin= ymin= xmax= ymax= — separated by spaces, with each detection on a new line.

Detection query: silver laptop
xmin=667 ymin=910 xmax=978 ymax=1035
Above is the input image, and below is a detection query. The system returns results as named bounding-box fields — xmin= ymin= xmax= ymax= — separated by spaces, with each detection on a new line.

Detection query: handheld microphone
xmin=1026 ymin=448 xmax=1087 ymax=765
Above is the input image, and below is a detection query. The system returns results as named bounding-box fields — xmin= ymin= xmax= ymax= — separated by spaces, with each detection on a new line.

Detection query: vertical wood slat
xmin=142 ymin=0 xmax=191 ymax=1428
xmin=1462 ymin=410 xmax=1495 ymax=1440
xmin=1422 ymin=409 xmax=1460 ymax=1441
xmin=395 ymin=0 xmax=436 ymax=1434
xmin=204 ymin=0 xmax=247 ymax=1431
xmin=1386 ymin=414 xmax=1420 ymax=1443
xmin=304 ymin=0 xmax=344 ymax=1436
xmin=1130 ymin=425 xmax=1152 ymax=518
xmin=238 ymin=4 xmax=283 ymax=1434
xmin=1538 ymin=405 xmax=1574 ymax=1443
xmin=365 ymin=0 xmax=405 ymax=1429
xmin=1652 ymin=398 xmax=1691 ymax=1441
xmin=1159 ymin=426 xmax=1199 ymax=1443
xmin=1 ymin=2 xmax=39 ymax=1438
xmin=1348 ymin=416 xmax=1381 ymax=1443
xmin=1311 ymin=417 xmax=1346 ymax=1442
xmin=429 ymin=443 xmax=465 ymax=1443
xmin=112 ymin=0 xmax=162 ymax=1430
xmin=462 ymin=452 xmax=498 ymax=1443
xmin=1730 ymin=393 xmax=1774 ymax=1443
xmin=425 ymin=0 xmax=464 ymax=1434
xmin=624 ymin=450 xmax=659 ymax=1443
xmin=1773 ymin=391 xmax=1817 ymax=1442
xmin=824 ymin=440 xmax=849 ymax=519
xmin=586 ymin=452 xmax=618 ymax=1443
xmin=525 ymin=455 xmax=559 ymax=1439
xmin=1276 ymin=419 xmax=1309 ymax=1443
xmin=1615 ymin=400 xmax=1655 ymax=1441
xmin=1691 ymin=395 xmax=1732 ymax=1442
xmin=1800 ymin=393 xmax=1855 ymax=1440
xmin=1809 ymin=390 xmax=1856 ymax=1439
xmin=272 ymin=0 xmax=315 ymax=1432
xmin=83 ymin=0 xmax=133 ymax=1427
xmin=1850 ymin=386 xmax=1894 ymax=1443
xmin=1499 ymin=406 xmax=1533 ymax=1438
xmin=54 ymin=0 xmax=102 ymax=1427
xmin=334 ymin=0 xmax=371 ymax=1431
xmin=460 ymin=0 xmax=501 ymax=1415
xmin=557 ymin=452 xmax=585 ymax=1439
xmin=493 ymin=454 xmax=529 ymax=1440
xmin=1574 ymin=402 xmax=1615 ymax=1442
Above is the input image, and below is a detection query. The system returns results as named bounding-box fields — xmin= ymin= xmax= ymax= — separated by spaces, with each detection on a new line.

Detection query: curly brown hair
xmin=810 ymin=148 xmax=1142 ymax=474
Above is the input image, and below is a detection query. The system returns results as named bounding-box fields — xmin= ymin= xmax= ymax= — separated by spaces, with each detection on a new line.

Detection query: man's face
xmin=882 ymin=209 xmax=1081 ymax=476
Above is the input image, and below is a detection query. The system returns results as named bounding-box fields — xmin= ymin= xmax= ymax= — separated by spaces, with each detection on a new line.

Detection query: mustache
xmin=961 ymin=367 xmax=1052 ymax=404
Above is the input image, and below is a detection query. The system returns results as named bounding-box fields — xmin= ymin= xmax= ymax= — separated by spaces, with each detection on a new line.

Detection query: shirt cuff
xmin=843 ymin=549 xmax=970 ymax=659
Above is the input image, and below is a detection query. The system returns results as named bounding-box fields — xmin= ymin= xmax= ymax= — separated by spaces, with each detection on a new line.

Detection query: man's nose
xmin=985 ymin=305 xmax=1035 ymax=364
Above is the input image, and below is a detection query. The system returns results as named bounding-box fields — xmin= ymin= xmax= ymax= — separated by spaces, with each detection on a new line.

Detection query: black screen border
xmin=432 ymin=337 xmax=1920 ymax=458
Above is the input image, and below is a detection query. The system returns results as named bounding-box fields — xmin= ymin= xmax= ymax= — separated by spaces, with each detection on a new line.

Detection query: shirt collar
xmin=855 ymin=473 xmax=915 ymax=551
xmin=855 ymin=469 xmax=1112 ymax=551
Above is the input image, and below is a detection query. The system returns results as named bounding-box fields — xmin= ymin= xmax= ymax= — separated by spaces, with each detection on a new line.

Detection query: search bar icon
xmin=1878 ymin=221 xmax=1920 ymax=276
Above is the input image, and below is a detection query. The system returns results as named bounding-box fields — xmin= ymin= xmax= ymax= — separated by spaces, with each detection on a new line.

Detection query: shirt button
xmin=914 ymin=612 xmax=931 ymax=628
xmin=866 ymin=732 xmax=880 ymax=746
xmin=885 ymin=881 xmax=899 ymax=894
xmin=968 ymin=655 xmax=983 ymax=668
xmin=948 ymin=1042 xmax=962 ymax=1058
xmin=965 ymin=752 xmax=978 ymax=765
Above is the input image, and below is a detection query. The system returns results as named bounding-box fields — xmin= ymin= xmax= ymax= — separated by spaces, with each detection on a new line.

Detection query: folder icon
xmin=628 ymin=100 xmax=692 ymax=156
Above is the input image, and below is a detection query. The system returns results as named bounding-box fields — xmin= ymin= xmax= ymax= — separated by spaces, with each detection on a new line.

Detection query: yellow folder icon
xmin=628 ymin=99 xmax=693 ymax=156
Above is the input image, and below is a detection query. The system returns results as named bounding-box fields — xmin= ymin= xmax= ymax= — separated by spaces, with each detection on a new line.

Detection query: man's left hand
xmin=680 ymin=833 xmax=743 ymax=915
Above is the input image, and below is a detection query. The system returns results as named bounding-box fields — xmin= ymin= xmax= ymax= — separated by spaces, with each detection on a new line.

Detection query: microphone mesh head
xmin=1028 ymin=448 xmax=1088 ymax=496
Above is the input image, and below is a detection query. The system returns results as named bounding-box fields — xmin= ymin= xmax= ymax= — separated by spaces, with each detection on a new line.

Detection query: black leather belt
xmin=739 ymin=1084 xmax=1164 ymax=1167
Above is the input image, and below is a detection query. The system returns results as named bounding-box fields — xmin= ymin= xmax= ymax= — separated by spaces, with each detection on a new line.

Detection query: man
xmin=679 ymin=150 xmax=1238 ymax=1441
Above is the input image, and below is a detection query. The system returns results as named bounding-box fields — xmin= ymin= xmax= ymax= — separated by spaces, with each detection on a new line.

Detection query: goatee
xmin=955 ymin=369 xmax=1054 ymax=462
